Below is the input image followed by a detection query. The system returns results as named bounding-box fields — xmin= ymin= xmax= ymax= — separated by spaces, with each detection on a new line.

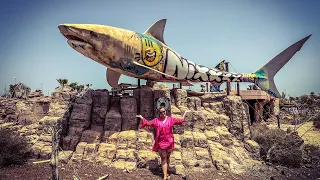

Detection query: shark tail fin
xmin=254 ymin=35 xmax=311 ymax=98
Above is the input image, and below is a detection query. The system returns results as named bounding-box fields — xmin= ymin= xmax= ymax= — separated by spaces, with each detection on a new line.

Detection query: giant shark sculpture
xmin=58 ymin=19 xmax=311 ymax=98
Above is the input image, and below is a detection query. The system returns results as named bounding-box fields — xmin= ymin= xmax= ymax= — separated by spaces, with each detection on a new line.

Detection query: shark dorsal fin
xmin=144 ymin=19 xmax=167 ymax=45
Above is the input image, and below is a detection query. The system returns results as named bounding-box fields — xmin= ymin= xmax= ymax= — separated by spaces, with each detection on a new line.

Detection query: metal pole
xmin=237 ymin=82 xmax=240 ymax=96
xmin=277 ymin=114 xmax=280 ymax=129
xmin=225 ymin=61 xmax=230 ymax=95
xmin=51 ymin=122 xmax=61 ymax=180
xmin=179 ymin=82 xmax=182 ymax=89
xmin=206 ymin=83 xmax=208 ymax=92
xmin=138 ymin=79 xmax=141 ymax=87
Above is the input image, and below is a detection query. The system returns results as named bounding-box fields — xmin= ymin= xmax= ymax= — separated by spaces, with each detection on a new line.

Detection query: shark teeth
xmin=67 ymin=39 xmax=93 ymax=51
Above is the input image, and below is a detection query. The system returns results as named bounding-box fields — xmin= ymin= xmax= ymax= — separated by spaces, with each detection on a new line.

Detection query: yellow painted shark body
xmin=58 ymin=19 xmax=311 ymax=98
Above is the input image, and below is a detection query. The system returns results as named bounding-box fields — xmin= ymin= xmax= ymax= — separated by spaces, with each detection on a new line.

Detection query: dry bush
xmin=302 ymin=144 xmax=320 ymax=168
xmin=252 ymin=124 xmax=304 ymax=167
xmin=313 ymin=114 xmax=320 ymax=129
xmin=0 ymin=129 xmax=30 ymax=167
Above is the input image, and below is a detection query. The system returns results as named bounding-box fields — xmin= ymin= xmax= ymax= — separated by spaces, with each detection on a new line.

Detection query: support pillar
xmin=237 ymin=82 xmax=240 ymax=96
xmin=225 ymin=61 xmax=230 ymax=95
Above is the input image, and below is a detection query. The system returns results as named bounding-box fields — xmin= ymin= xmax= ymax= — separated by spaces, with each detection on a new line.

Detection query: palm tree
xmin=69 ymin=82 xmax=85 ymax=93
xmin=8 ymin=83 xmax=31 ymax=99
xmin=86 ymin=84 xmax=92 ymax=88
xmin=289 ymin=96 xmax=295 ymax=104
xmin=310 ymin=92 xmax=315 ymax=99
xmin=56 ymin=79 xmax=69 ymax=87
xmin=77 ymin=84 xmax=85 ymax=92
xmin=69 ymin=82 xmax=78 ymax=90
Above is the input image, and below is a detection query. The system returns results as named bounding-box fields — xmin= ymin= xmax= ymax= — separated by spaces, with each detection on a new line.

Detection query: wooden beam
xmin=33 ymin=159 xmax=50 ymax=164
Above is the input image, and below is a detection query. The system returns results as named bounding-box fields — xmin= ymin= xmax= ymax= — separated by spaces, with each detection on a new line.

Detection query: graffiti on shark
xmin=58 ymin=19 xmax=311 ymax=98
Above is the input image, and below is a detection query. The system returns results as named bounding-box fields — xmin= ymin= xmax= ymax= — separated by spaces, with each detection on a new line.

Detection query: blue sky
xmin=0 ymin=0 xmax=319 ymax=97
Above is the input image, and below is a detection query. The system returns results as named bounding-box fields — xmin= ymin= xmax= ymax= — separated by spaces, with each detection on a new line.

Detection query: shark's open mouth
xmin=64 ymin=35 xmax=86 ymax=43
xmin=65 ymin=34 xmax=94 ymax=54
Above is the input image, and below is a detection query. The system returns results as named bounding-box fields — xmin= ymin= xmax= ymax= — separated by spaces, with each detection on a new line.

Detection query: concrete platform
xmin=230 ymin=90 xmax=270 ymax=100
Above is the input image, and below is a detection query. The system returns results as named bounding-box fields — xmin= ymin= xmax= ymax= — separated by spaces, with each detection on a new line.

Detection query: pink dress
xmin=140 ymin=116 xmax=184 ymax=152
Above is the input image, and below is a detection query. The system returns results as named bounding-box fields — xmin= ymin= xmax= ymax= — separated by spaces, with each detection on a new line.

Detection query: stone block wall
xmin=64 ymin=87 xmax=258 ymax=175
xmin=0 ymin=86 xmax=260 ymax=176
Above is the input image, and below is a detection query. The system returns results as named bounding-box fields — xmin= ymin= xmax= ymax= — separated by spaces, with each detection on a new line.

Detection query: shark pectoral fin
xmin=106 ymin=68 xmax=121 ymax=88
xmin=144 ymin=19 xmax=167 ymax=45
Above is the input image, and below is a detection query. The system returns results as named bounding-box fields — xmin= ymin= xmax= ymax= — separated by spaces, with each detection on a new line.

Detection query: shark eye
xmin=90 ymin=31 xmax=98 ymax=38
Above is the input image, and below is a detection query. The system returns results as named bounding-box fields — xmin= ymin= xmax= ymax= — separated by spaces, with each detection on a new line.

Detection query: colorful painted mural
xmin=210 ymin=60 xmax=225 ymax=92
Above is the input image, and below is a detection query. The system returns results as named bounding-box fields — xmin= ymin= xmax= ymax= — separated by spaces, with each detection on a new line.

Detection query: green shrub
xmin=0 ymin=128 xmax=30 ymax=167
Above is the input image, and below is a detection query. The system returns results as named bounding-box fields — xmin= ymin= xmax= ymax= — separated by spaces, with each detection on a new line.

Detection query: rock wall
xmin=120 ymin=96 xmax=137 ymax=131
xmin=105 ymin=96 xmax=122 ymax=132
xmin=0 ymin=86 xmax=261 ymax=176
xmin=91 ymin=89 xmax=109 ymax=127
xmin=138 ymin=86 xmax=154 ymax=120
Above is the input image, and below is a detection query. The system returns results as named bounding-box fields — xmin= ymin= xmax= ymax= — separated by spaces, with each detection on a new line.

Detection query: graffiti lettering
xmin=231 ymin=74 xmax=242 ymax=82
xmin=186 ymin=60 xmax=196 ymax=79
xmin=164 ymin=49 xmax=188 ymax=80
xmin=162 ymin=49 xmax=247 ymax=83
xmin=222 ymin=73 xmax=232 ymax=82
xmin=267 ymin=89 xmax=277 ymax=97
xmin=241 ymin=73 xmax=255 ymax=83
xmin=193 ymin=64 xmax=209 ymax=81
xmin=208 ymin=70 xmax=222 ymax=82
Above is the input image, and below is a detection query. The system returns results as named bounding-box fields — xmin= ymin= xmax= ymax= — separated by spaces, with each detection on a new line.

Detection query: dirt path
xmin=1 ymin=160 xmax=320 ymax=180
xmin=0 ymin=162 xmax=252 ymax=180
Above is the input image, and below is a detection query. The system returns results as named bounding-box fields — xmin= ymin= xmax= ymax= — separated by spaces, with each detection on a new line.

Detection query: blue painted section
xmin=210 ymin=60 xmax=225 ymax=92
xmin=108 ymin=58 xmax=149 ymax=76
